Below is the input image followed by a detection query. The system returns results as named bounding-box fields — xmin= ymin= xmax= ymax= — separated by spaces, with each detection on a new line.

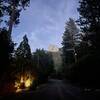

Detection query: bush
xmin=66 ymin=52 xmax=100 ymax=88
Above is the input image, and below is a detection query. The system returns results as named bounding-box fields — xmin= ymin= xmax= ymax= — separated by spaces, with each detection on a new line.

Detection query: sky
xmin=12 ymin=0 xmax=79 ymax=52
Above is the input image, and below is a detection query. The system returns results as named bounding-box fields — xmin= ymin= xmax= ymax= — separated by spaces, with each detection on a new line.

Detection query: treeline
xmin=62 ymin=0 xmax=100 ymax=89
xmin=0 ymin=0 xmax=54 ymax=93
xmin=0 ymin=0 xmax=31 ymax=82
xmin=0 ymin=31 xmax=54 ymax=81
xmin=1 ymin=0 xmax=100 ymax=91
xmin=13 ymin=35 xmax=54 ymax=84
xmin=0 ymin=30 xmax=54 ymax=93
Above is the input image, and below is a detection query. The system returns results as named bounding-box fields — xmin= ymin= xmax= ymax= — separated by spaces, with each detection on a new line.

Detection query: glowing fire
xmin=25 ymin=79 xmax=32 ymax=88
xmin=15 ymin=73 xmax=35 ymax=92
xmin=20 ymin=76 xmax=24 ymax=83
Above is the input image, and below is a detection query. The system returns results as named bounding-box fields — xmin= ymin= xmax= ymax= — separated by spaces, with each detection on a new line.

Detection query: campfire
xmin=14 ymin=72 xmax=35 ymax=92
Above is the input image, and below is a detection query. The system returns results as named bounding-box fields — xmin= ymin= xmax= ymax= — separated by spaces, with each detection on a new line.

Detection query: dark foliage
xmin=0 ymin=0 xmax=30 ymax=35
xmin=68 ymin=52 xmax=100 ymax=88
xmin=67 ymin=0 xmax=100 ymax=88
xmin=32 ymin=49 xmax=54 ymax=84
xmin=62 ymin=18 xmax=79 ymax=68
xmin=15 ymin=35 xmax=33 ymax=73
xmin=77 ymin=0 xmax=100 ymax=51
xmin=0 ymin=29 xmax=14 ymax=80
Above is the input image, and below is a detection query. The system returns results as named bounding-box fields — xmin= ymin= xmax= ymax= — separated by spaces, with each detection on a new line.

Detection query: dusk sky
xmin=12 ymin=0 xmax=79 ymax=51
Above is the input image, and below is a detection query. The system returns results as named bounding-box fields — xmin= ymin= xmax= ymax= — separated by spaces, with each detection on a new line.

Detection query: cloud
xmin=12 ymin=0 xmax=79 ymax=52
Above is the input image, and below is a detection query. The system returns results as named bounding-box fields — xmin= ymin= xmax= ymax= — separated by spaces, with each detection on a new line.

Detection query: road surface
xmin=1 ymin=79 xmax=81 ymax=100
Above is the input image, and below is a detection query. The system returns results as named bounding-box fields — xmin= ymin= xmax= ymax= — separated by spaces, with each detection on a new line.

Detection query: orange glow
xmin=25 ymin=78 xmax=32 ymax=88
xmin=15 ymin=72 xmax=35 ymax=92
xmin=20 ymin=76 xmax=24 ymax=83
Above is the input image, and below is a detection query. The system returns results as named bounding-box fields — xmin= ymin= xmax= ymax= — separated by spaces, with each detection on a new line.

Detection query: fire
xmin=20 ymin=76 xmax=24 ymax=83
xmin=25 ymin=78 xmax=32 ymax=88
xmin=15 ymin=72 xmax=35 ymax=92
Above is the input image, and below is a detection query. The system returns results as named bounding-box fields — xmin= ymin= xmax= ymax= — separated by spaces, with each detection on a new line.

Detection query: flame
xmin=15 ymin=73 xmax=35 ymax=92
xmin=20 ymin=76 xmax=24 ymax=83
xmin=25 ymin=78 xmax=32 ymax=88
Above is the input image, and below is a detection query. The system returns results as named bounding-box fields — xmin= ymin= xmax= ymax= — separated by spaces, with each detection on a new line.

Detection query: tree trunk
xmin=8 ymin=1 xmax=16 ymax=36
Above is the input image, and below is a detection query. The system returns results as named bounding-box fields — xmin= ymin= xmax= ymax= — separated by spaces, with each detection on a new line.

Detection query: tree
xmin=15 ymin=35 xmax=32 ymax=74
xmin=77 ymin=0 xmax=100 ymax=51
xmin=0 ymin=1 xmax=30 ymax=89
xmin=0 ymin=29 xmax=14 ymax=81
xmin=32 ymin=49 xmax=54 ymax=83
xmin=0 ymin=0 xmax=30 ymax=79
xmin=69 ymin=0 xmax=100 ymax=88
xmin=0 ymin=0 xmax=5 ymax=23
xmin=1 ymin=0 xmax=30 ymax=35
xmin=62 ymin=18 xmax=79 ymax=67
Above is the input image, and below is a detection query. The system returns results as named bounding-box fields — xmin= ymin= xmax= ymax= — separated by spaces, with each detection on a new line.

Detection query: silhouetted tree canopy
xmin=67 ymin=0 xmax=100 ymax=88
xmin=32 ymin=49 xmax=54 ymax=83
xmin=62 ymin=18 xmax=79 ymax=66
xmin=77 ymin=0 xmax=100 ymax=51
xmin=0 ymin=0 xmax=30 ymax=83
xmin=0 ymin=29 xmax=14 ymax=80
xmin=15 ymin=35 xmax=32 ymax=74
xmin=1 ymin=0 xmax=30 ymax=35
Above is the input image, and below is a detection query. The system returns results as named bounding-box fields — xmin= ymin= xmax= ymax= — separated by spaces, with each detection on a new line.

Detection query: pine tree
xmin=77 ymin=0 xmax=100 ymax=51
xmin=16 ymin=35 xmax=31 ymax=59
xmin=62 ymin=18 xmax=78 ymax=65
xmin=70 ymin=0 xmax=100 ymax=87
xmin=62 ymin=18 xmax=79 ymax=66
xmin=15 ymin=35 xmax=32 ymax=74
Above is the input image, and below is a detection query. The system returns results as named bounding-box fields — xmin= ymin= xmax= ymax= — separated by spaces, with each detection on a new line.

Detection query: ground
xmin=0 ymin=79 xmax=100 ymax=100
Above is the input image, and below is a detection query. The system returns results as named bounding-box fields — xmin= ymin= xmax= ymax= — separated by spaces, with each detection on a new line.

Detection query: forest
xmin=0 ymin=0 xmax=100 ymax=99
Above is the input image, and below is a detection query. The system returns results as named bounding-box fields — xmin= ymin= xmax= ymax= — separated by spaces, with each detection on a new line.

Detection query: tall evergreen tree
xmin=77 ymin=0 xmax=100 ymax=51
xmin=1 ymin=0 xmax=30 ymax=35
xmin=69 ymin=0 xmax=100 ymax=88
xmin=0 ymin=0 xmax=30 ymax=81
xmin=62 ymin=18 xmax=79 ymax=66
xmin=15 ymin=35 xmax=32 ymax=74
xmin=0 ymin=29 xmax=14 ymax=80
